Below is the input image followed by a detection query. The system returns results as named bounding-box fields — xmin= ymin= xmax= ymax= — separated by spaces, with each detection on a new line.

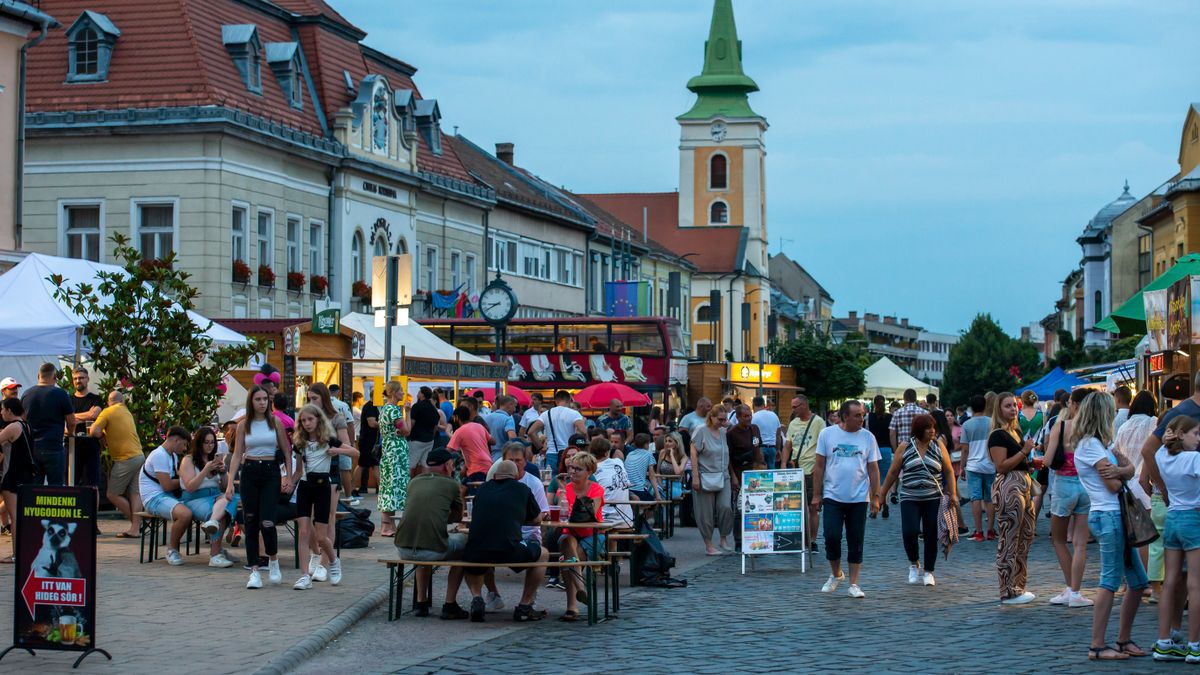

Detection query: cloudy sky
xmin=340 ymin=0 xmax=1198 ymax=335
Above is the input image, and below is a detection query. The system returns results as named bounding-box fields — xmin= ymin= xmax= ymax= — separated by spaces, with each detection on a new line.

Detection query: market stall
xmin=861 ymin=356 xmax=938 ymax=400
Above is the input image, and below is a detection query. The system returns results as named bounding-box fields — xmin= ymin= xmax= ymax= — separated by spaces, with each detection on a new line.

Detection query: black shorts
xmin=462 ymin=539 xmax=541 ymax=574
xmin=296 ymin=474 xmax=332 ymax=524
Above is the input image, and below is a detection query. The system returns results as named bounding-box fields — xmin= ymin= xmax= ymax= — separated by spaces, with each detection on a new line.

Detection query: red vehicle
xmin=419 ymin=317 xmax=686 ymax=402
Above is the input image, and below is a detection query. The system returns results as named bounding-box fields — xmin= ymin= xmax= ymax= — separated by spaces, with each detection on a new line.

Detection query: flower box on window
xmin=310 ymin=275 xmax=329 ymax=296
xmin=352 ymin=280 xmax=371 ymax=300
xmin=286 ymin=271 xmax=305 ymax=292
xmin=257 ymin=265 xmax=276 ymax=288
xmin=232 ymin=259 xmax=251 ymax=283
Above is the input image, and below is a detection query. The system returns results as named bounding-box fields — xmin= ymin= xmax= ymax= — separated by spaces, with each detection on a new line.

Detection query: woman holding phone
xmin=989 ymin=392 xmax=1038 ymax=605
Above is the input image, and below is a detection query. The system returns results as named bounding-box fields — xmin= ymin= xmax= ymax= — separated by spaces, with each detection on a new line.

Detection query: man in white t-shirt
xmin=518 ymin=393 xmax=545 ymax=436
xmin=525 ymin=390 xmax=586 ymax=471
xmin=957 ymin=395 xmax=996 ymax=541
xmin=679 ymin=398 xmax=712 ymax=435
xmin=751 ymin=396 xmax=782 ymax=470
xmin=592 ymin=438 xmax=633 ymax=524
xmin=139 ymin=426 xmax=194 ymax=566
xmin=811 ymin=400 xmax=880 ymax=599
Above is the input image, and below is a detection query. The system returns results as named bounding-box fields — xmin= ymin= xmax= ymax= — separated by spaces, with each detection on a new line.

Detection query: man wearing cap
xmin=394 ymin=448 xmax=469 ymax=619
xmin=462 ymin=460 xmax=548 ymax=623
xmin=0 ymin=377 xmax=20 ymax=401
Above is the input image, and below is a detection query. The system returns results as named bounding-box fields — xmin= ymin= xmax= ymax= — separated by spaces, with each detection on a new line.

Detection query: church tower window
xmin=710 ymin=201 xmax=728 ymax=224
xmin=710 ymin=154 xmax=727 ymax=190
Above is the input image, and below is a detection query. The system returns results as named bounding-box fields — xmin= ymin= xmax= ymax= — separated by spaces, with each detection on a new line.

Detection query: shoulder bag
xmin=790 ymin=417 xmax=816 ymax=466
xmin=696 ymin=429 xmax=727 ymax=492
xmin=1049 ymin=418 xmax=1068 ymax=471
xmin=1119 ymin=482 xmax=1159 ymax=548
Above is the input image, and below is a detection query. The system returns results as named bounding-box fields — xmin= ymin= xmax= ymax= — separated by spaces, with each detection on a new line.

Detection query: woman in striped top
xmin=879 ymin=414 xmax=958 ymax=587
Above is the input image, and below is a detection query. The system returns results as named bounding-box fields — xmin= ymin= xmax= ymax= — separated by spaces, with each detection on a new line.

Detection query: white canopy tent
xmin=339 ymin=312 xmax=497 ymax=393
xmin=861 ymin=356 xmax=939 ymax=399
xmin=0 ymin=252 xmax=249 ymax=356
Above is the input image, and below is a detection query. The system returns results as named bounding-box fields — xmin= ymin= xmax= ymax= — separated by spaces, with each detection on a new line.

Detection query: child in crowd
xmin=291 ymin=404 xmax=352 ymax=590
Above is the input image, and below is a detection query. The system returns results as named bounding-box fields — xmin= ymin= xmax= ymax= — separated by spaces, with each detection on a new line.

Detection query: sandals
xmin=1116 ymin=641 xmax=1147 ymax=657
xmin=558 ymin=610 xmax=579 ymax=622
xmin=115 ymin=532 xmax=137 ymax=539
xmin=1088 ymin=646 xmax=1128 ymax=661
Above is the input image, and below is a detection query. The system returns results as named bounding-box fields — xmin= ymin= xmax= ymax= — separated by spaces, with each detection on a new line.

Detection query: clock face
xmin=479 ymin=285 xmax=516 ymax=324
xmin=711 ymin=121 xmax=727 ymax=142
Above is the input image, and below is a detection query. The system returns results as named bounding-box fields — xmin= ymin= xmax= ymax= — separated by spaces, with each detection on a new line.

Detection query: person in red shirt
xmin=448 ymin=405 xmax=495 ymax=484
xmin=556 ymin=451 xmax=605 ymax=622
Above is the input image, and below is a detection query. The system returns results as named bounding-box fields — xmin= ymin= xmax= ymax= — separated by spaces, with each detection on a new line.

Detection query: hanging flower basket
xmin=286 ymin=271 xmax=306 ymax=292
xmin=352 ymin=280 xmax=371 ymax=300
xmin=257 ymin=265 xmax=276 ymax=288
xmin=232 ymin=259 xmax=251 ymax=283
xmin=310 ymin=275 xmax=329 ymax=295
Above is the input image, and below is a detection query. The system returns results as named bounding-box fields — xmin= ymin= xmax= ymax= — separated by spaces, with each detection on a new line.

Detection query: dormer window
xmin=265 ymin=42 xmax=303 ymax=109
xmin=222 ymin=24 xmax=262 ymax=94
xmin=415 ymin=98 xmax=442 ymax=156
xmin=66 ymin=11 xmax=119 ymax=83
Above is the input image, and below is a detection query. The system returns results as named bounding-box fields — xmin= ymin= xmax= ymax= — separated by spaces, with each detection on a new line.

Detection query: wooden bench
xmin=378 ymin=559 xmax=610 ymax=625
xmin=136 ymin=512 xmax=203 ymax=564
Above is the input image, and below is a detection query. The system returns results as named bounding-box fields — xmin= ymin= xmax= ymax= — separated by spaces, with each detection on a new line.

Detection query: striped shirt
xmin=897 ymin=439 xmax=943 ymax=502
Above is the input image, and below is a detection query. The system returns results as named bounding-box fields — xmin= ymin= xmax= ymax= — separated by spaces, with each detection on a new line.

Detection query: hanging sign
xmin=1145 ymin=289 xmax=1168 ymax=353
xmin=728 ymin=362 xmax=781 ymax=384
xmin=1168 ymin=278 xmax=1192 ymax=351
xmin=312 ymin=308 xmax=341 ymax=335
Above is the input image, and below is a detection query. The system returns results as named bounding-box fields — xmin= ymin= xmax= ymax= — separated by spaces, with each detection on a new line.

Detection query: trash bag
xmin=336 ymin=502 xmax=375 ymax=549
xmin=635 ymin=516 xmax=685 ymax=587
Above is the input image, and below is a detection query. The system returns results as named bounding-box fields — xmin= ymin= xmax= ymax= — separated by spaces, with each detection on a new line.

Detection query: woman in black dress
xmin=0 ymin=397 xmax=38 ymax=562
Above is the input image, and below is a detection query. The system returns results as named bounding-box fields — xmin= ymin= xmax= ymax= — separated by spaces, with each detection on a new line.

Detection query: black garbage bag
xmin=336 ymin=502 xmax=375 ymax=549
xmin=635 ymin=517 xmax=687 ymax=588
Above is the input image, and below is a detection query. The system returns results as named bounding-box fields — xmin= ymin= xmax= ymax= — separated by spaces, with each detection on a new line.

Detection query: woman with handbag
xmin=878 ymin=414 xmax=957 ymax=587
xmin=690 ymin=405 xmax=735 ymax=556
xmin=1073 ymin=391 xmax=1148 ymax=661
xmin=1042 ymin=388 xmax=1093 ymax=608
xmin=1149 ymin=415 xmax=1200 ymax=661
xmin=556 ymin=452 xmax=604 ymax=622
xmin=989 ymin=392 xmax=1038 ymax=605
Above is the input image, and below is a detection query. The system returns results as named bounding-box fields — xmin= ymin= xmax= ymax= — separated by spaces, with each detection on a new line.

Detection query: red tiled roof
xmin=449 ymin=136 xmax=588 ymax=223
xmin=579 ymin=192 xmax=744 ymax=273
xmin=268 ymin=0 xmax=361 ymax=33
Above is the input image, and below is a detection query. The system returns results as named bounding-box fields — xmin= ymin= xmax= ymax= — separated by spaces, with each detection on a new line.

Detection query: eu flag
xmin=605 ymin=281 xmax=648 ymax=317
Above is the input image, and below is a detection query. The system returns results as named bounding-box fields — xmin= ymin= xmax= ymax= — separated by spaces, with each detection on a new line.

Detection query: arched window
xmin=710 ymin=201 xmax=728 ymax=224
xmin=697 ymin=304 xmax=714 ymax=322
xmin=709 ymin=154 xmax=727 ymax=190
xmin=373 ymin=234 xmax=387 ymax=257
xmin=351 ymin=230 xmax=364 ymax=282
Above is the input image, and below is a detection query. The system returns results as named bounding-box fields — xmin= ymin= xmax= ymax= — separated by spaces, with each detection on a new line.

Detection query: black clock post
xmin=479 ymin=273 xmax=519 ymax=396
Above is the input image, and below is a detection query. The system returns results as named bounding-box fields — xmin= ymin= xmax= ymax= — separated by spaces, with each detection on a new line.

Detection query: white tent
xmin=861 ymin=356 xmax=939 ymax=399
xmin=340 ymin=312 xmax=492 ymax=375
xmin=0 ymin=252 xmax=249 ymax=356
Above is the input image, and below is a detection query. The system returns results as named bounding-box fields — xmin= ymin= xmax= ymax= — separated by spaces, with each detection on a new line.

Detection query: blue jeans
xmin=761 ymin=445 xmax=777 ymax=470
xmin=878 ymin=447 xmax=893 ymax=482
xmin=823 ymin=499 xmax=868 ymax=564
xmin=1089 ymin=509 xmax=1149 ymax=592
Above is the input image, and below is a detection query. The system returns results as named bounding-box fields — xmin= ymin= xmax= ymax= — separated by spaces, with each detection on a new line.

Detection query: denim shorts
xmin=1089 ymin=509 xmax=1149 ymax=592
xmin=144 ymin=492 xmax=183 ymax=521
xmin=967 ymin=471 xmax=995 ymax=502
xmin=337 ymin=453 xmax=352 ymax=471
xmin=1049 ymin=475 xmax=1090 ymax=517
xmin=1164 ymin=510 xmax=1200 ymax=551
xmin=180 ymin=487 xmax=222 ymax=522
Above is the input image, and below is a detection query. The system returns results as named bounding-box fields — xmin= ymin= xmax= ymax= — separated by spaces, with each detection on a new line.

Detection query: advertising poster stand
xmin=0 ymin=485 xmax=110 ymax=669
xmin=740 ymin=469 xmax=808 ymax=574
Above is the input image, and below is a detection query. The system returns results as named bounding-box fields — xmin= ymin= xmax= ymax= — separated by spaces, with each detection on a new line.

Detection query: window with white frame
xmin=351 ymin=230 xmax=364 ymax=282
xmin=465 ymin=253 xmax=477 ymax=295
xmin=424 ymin=245 xmax=438 ymax=291
xmin=257 ymin=210 xmax=273 ymax=268
xmin=488 ymin=234 xmax=517 ymax=274
xmin=63 ymin=203 xmax=101 ymax=262
xmin=135 ymin=202 xmax=175 ymax=260
xmin=450 ymin=250 xmax=461 ymax=291
xmin=232 ymin=204 xmax=247 ymax=262
xmin=309 ymin=221 xmax=323 ymax=277
xmin=286 ymin=217 xmax=301 ymax=272
xmin=521 ymin=242 xmax=539 ymax=278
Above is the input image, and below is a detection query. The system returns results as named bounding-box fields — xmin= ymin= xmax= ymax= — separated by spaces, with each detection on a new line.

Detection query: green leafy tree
xmin=770 ymin=321 xmax=866 ymax=408
xmin=1050 ymin=331 xmax=1144 ymax=370
xmin=943 ymin=314 xmax=1043 ymax=406
xmin=52 ymin=234 xmax=257 ymax=449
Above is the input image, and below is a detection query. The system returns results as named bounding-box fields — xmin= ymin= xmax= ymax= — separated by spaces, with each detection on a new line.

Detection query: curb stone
xmin=254 ymin=581 xmax=391 ymax=675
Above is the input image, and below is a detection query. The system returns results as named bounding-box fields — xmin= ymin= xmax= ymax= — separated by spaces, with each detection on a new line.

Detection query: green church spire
xmin=679 ymin=0 xmax=760 ymax=120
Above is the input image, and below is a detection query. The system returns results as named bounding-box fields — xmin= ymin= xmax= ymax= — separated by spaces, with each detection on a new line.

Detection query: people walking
xmin=879 ymin=414 xmax=956 ymax=587
xmin=1042 ymin=388 xmax=1092 ymax=608
xmin=812 ymin=401 xmax=881 ymax=598
xmin=378 ymin=380 xmax=409 ymax=538
xmin=291 ymin=404 xmax=354 ymax=589
xmin=1019 ymin=391 xmax=1049 ymax=518
xmin=1072 ymin=391 xmax=1147 ymax=660
xmin=783 ymin=395 xmax=825 ymax=551
xmin=689 ymin=405 xmax=735 ymax=556
xmin=989 ymin=392 xmax=1037 ymax=605
xmin=1149 ymin=415 xmax=1200 ymax=662
xmin=959 ymin=395 xmax=995 ymax=541
xmin=867 ymin=395 xmax=893 ymax=518
xmin=751 ymin=396 xmax=782 ymax=470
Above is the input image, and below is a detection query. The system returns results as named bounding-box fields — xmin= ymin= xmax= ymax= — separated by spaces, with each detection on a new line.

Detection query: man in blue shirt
xmin=597 ymin=399 xmax=632 ymax=445
xmin=21 ymin=362 xmax=76 ymax=485
xmin=485 ymin=395 xmax=518 ymax=461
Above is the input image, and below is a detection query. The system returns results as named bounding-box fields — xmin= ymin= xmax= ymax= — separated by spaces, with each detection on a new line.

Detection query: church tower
xmin=679 ymin=0 xmax=770 ymax=361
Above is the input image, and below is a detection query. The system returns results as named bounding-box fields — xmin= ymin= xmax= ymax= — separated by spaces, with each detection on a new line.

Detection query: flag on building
xmin=605 ymin=281 xmax=649 ymax=317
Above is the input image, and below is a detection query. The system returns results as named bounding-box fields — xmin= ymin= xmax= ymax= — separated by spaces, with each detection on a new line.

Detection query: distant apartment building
xmin=915 ymin=330 xmax=957 ymax=386
xmin=832 ymin=311 xmax=922 ymax=373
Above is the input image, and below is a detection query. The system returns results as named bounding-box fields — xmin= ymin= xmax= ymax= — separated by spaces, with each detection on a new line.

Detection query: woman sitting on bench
xmin=556 ymin=452 xmax=605 ymax=622
xmin=179 ymin=427 xmax=236 ymax=568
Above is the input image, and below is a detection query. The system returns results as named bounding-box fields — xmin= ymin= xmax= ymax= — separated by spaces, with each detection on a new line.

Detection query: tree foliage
xmin=52 ymin=235 xmax=257 ymax=448
xmin=1050 ymin=331 xmax=1142 ymax=370
xmin=942 ymin=314 xmax=1043 ymax=407
xmin=769 ymin=321 xmax=866 ymax=408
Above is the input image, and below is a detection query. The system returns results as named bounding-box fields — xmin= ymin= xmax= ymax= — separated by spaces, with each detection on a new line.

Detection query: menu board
xmin=741 ymin=469 xmax=807 ymax=555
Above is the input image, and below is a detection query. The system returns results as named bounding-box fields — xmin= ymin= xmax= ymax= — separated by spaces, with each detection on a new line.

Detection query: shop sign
xmin=1145 ymin=289 xmax=1168 ymax=353
xmin=728 ymin=361 xmax=781 ymax=384
xmin=312 ymin=309 xmax=341 ymax=335
xmin=1149 ymin=352 xmax=1165 ymax=375
xmin=1168 ymin=278 xmax=1192 ymax=351
xmin=402 ymin=357 xmax=508 ymax=381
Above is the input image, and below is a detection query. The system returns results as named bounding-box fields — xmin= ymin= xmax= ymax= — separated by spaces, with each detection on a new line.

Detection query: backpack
xmin=335 ymin=502 xmax=375 ymax=548
xmin=634 ymin=516 xmax=687 ymax=588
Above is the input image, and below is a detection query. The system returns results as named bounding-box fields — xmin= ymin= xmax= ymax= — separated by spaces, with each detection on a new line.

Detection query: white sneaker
xmin=308 ymin=553 xmax=321 ymax=576
xmin=208 ymin=553 xmax=233 ymax=568
xmin=312 ymin=564 xmax=328 ymax=583
xmin=821 ymin=574 xmax=845 ymax=593
xmin=1000 ymin=591 xmax=1036 ymax=605
xmin=293 ymin=574 xmax=312 ymax=590
xmin=847 ymin=584 xmax=866 ymax=598
xmin=349 ymin=497 xmax=362 ymax=507
xmin=485 ymin=591 xmax=504 ymax=611
xmin=923 ymin=572 xmax=936 ymax=587
xmin=202 ymin=519 xmax=220 ymax=535
xmin=907 ymin=565 xmax=920 ymax=585
xmin=267 ymin=559 xmax=282 ymax=585
xmin=165 ymin=549 xmax=184 ymax=566
xmin=1049 ymin=586 xmax=1072 ymax=605
xmin=328 ymin=558 xmax=342 ymax=586
xmin=246 ymin=570 xmax=263 ymax=589
xmin=1068 ymin=591 xmax=1094 ymax=608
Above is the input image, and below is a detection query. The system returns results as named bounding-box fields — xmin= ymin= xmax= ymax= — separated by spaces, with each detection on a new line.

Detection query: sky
xmin=338 ymin=0 xmax=1199 ymax=336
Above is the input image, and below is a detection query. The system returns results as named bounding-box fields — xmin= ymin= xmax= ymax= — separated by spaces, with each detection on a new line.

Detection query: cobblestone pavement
xmin=379 ymin=503 xmax=1163 ymax=675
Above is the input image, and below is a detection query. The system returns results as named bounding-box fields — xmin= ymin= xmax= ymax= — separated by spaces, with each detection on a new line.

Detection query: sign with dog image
xmin=11 ymin=485 xmax=98 ymax=653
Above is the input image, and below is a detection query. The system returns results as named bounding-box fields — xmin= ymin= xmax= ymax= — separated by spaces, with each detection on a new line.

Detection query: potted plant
xmin=352 ymin=280 xmax=371 ymax=300
xmin=232 ymin=259 xmax=251 ymax=283
xmin=286 ymin=271 xmax=305 ymax=292
xmin=310 ymin=275 xmax=329 ymax=296
xmin=257 ymin=265 xmax=276 ymax=288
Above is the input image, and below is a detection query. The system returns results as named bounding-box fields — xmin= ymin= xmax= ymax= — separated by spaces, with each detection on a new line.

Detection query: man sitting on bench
xmin=138 ymin=426 xmax=193 ymax=566
xmin=462 ymin=460 xmax=547 ymax=623
xmin=394 ymin=449 xmax=469 ymax=620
